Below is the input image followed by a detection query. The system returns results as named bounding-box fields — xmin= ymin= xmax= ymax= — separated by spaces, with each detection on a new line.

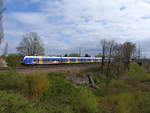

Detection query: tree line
xmin=98 ymin=39 xmax=141 ymax=88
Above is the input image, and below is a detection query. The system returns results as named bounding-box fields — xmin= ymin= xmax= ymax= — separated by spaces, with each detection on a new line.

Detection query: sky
xmin=2 ymin=0 xmax=150 ymax=56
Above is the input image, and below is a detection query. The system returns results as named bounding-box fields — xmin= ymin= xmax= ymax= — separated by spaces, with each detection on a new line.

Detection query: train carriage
xmin=23 ymin=56 xmax=61 ymax=65
xmin=22 ymin=56 xmax=102 ymax=65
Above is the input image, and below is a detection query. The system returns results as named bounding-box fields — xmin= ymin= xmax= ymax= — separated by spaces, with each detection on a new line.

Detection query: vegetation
xmin=0 ymin=63 xmax=149 ymax=113
xmin=0 ymin=0 xmax=4 ymax=44
xmin=5 ymin=54 xmax=22 ymax=67
xmin=0 ymin=91 xmax=37 ymax=113
xmin=68 ymin=53 xmax=81 ymax=57
xmin=0 ymin=70 xmax=98 ymax=113
xmin=16 ymin=32 xmax=45 ymax=56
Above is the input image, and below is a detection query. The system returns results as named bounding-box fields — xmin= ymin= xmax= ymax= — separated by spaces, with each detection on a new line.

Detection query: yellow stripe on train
xmin=67 ymin=58 xmax=70 ymax=63
xmin=39 ymin=58 xmax=43 ymax=64
xmin=76 ymin=58 xmax=78 ymax=63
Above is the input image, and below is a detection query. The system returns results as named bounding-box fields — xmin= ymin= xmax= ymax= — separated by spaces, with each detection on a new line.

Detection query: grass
xmin=0 ymin=91 xmax=38 ymax=113
xmin=0 ymin=63 xmax=149 ymax=113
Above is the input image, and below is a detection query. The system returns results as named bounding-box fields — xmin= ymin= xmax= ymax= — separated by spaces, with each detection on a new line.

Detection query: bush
xmin=99 ymin=92 xmax=150 ymax=113
xmin=128 ymin=64 xmax=150 ymax=83
xmin=0 ymin=91 xmax=37 ymax=113
xmin=99 ymin=93 xmax=137 ymax=113
xmin=42 ymin=75 xmax=77 ymax=113
xmin=25 ymin=71 xmax=49 ymax=99
xmin=41 ymin=74 xmax=98 ymax=113
xmin=108 ymin=80 xmax=133 ymax=94
xmin=73 ymin=86 xmax=98 ymax=113
xmin=135 ymin=92 xmax=150 ymax=113
xmin=128 ymin=64 xmax=145 ymax=77
xmin=0 ymin=70 xmax=27 ymax=93
xmin=46 ymin=74 xmax=75 ymax=98
xmin=5 ymin=54 xmax=21 ymax=67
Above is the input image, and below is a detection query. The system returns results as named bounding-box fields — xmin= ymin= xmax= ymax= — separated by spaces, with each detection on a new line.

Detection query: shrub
xmin=0 ymin=70 xmax=27 ymax=93
xmin=0 ymin=91 xmax=37 ymax=113
xmin=128 ymin=64 xmax=145 ymax=77
xmin=134 ymin=92 xmax=150 ymax=113
xmin=25 ymin=71 xmax=49 ymax=99
xmin=73 ymin=86 xmax=98 ymax=113
xmin=5 ymin=54 xmax=21 ymax=67
xmin=99 ymin=92 xmax=150 ymax=113
xmin=42 ymin=75 xmax=77 ymax=113
xmin=42 ymin=74 xmax=98 ymax=113
xmin=91 ymin=72 xmax=108 ymax=96
xmin=99 ymin=93 xmax=137 ymax=113
xmin=127 ymin=64 xmax=150 ymax=87
xmin=108 ymin=79 xmax=133 ymax=94
xmin=45 ymin=74 xmax=74 ymax=98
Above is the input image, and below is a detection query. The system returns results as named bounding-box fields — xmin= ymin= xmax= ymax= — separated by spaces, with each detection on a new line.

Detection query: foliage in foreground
xmin=42 ymin=74 xmax=98 ymax=113
xmin=0 ymin=70 xmax=98 ymax=113
xmin=0 ymin=91 xmax=37 ymax=113
xmin=99 ymin=92 xmax=150 ymax=113
xmin=0 ymin=64 xmax=150 ymax=113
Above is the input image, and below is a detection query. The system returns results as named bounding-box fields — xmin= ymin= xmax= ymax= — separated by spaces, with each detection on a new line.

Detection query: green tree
xmin=64 ymin=54 xmax=68 ymax=57
xmin=69 ymin=53 xmax=80 ymax=57
xmin=5 ymin=54 xmax=21 ymax=67
xmin=85 ymin=53 xmax=91 ymax=57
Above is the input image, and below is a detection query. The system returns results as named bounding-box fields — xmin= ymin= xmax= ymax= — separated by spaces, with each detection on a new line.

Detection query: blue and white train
xmin=22 ymin=56 xmax=102 ymax=65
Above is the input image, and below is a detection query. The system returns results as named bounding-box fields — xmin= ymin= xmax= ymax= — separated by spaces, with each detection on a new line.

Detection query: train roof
xmin=24 ymin=56 xmax=60 ymax=59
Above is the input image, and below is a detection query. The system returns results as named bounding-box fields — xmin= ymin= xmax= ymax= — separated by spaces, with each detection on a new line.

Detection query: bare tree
xmin=2 ymin=42 xmax=8 ymax=56
xmin=137 ymin=46 xmax=141 ymax=60
xmin=17 ymin=32 xmax=45 ymax=56
xmin=121 ymin=42 xmax=136 ymax=70
xmin=100 ymin=39 xmax=115 ymax=73
xmin=0 ymin=0 xmax=8 ymax=67
xmin=99 ymin=40 xmax=137 ymax=91
xmin=112 ymin=43 xmax=125 ymax=76
xmin=100 ymin=39 xmax=116 ymax=86
xmin=0 ymin=0 xmax=4 ymax=44
xmin=101 ymin=39 xmax=107 ymax=74
xmin=105 ymin=40 xmax=115 ymax=86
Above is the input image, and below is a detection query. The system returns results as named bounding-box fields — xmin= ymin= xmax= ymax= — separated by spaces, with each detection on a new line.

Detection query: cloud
xmin=141 ymin=16 xmax=150 ymax=19
xmin=119 ymin=6 xmax=126 ymax=11
xmin=11 ymin=12 xmax=48 ymax=25
xmin=143 ymin=0 xmax=150 ymax=4
xmin=4 ymin=0 xmax=150 ymax=56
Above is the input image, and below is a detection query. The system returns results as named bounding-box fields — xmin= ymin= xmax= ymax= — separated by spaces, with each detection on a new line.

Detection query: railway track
xmin=0 ymin=63 xmax=101 ymax=71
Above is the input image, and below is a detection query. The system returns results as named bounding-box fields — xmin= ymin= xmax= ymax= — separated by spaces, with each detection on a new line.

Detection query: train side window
xmin=33 ymin=59 xmax=38 ymax=62
xmin=63 ymin=59 xmax=67 ymax=62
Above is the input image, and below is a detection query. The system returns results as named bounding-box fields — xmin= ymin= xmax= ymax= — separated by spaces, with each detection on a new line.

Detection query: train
xmin=22 ymin=56 xmax=102 ymax=65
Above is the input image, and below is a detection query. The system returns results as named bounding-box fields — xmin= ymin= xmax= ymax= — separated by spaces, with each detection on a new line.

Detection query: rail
xmin=0 ymin=62 xmax=101 ymax=71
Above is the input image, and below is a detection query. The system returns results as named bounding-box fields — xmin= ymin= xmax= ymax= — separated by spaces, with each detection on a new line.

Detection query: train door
xmin=76 ymin=58 xmax=78 ymax=63
xmin=39 ymin=58 xmax=43 ymax=64
xmin=67 ymin=57 xmax=70 ymax=63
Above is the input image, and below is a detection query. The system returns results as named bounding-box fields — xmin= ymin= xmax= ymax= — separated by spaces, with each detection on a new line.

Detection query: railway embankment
xmin=0 ymin=63 xmax=100 ymax=73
